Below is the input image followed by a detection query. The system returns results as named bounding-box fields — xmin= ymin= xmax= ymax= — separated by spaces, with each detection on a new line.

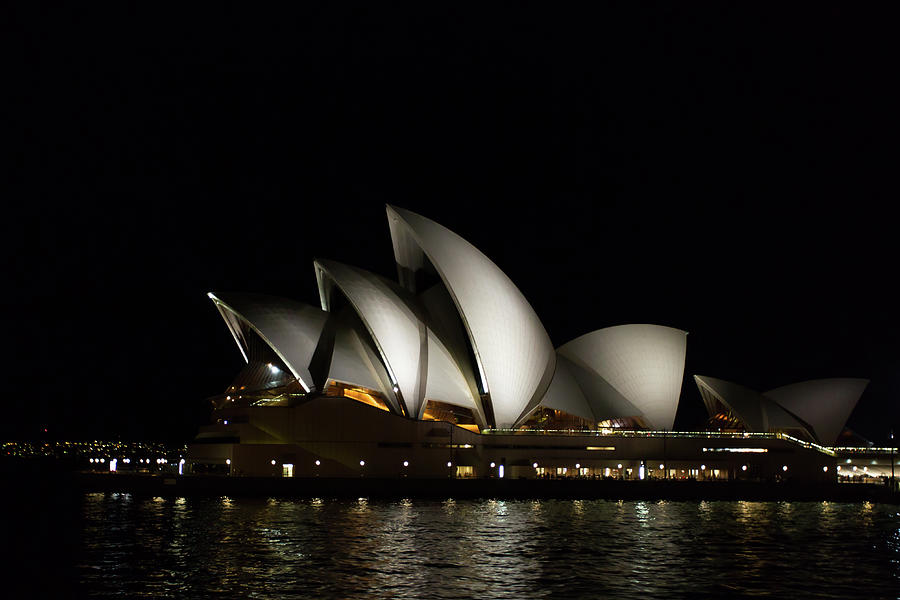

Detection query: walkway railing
xmin=481 ymin=428 xmax=841 ymax=456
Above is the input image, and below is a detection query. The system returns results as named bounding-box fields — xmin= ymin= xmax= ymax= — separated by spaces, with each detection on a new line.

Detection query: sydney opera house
xmin=187 ymin=206 xmax=876 ymax=482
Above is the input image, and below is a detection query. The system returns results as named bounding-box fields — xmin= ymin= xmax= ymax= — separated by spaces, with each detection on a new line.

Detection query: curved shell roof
xmin=387 ymin=206 xmax=556 ymax=428
xmin=208 ymin=292 xmax=328 ymax=393
xmin=764 ymin=379 xmax=868 ymax=445
xmin=558 ymin=324 xmax=687 ymax=430
xmin=693 ymin=375 xmax=814 ymax=438
xmin=538 ymin=356 xmax=595 ymax=422
xmin=327 ymin=323 xmax=390 ymax=398
xmin=315 ymin=259 xmax=426 ymax=418
xmin=315 ymin=259 xmax=479 ymax=422
xmin=423 ymin=331 xmax=479 ymax=417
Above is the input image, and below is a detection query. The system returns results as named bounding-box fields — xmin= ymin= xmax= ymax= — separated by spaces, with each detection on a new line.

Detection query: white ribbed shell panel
xmin=208 ymin=292 xmax=327 ymax=393
xmin=387 ymin=206 xmax=556 ymax=429
xmin=694 ymin=375 xmax=768 ymax=431
xmin=315 ymin=260 xmax=425 ymax=418
xmin=422 ymin=331 xmax=479 ymax=418
xmin=694 ymin=375 xmax=812 ymax=436
xmin=764 ymin=379 xmax=868 ymax=445
xmin=328 ymin=324 xmax=392 ymax=399
xmin=538 ymin=356 xmax=595 ymax=422
xmin=558 ymin=324 xmax=687 ymax=430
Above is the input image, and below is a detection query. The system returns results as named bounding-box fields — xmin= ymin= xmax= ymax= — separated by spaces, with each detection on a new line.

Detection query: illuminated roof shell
xmin=694 ymin=375 xmax=814 ymax=438
xmin=387 ymin=206 xmax=556 ymax=428
xmin=764 ymin=378 xmax=868 ymax=446
xmin=315 ymin=259 xmax=479 ymax=421
xmin=538 ymin=355 xmax=595 ymax=422
xmin=558 ymin=324 xmax=687 ymax=430
xmin=207 ymin=292 xmax=327 ymax=393
xmin=315 ymin=260 xmax=425 ymax=417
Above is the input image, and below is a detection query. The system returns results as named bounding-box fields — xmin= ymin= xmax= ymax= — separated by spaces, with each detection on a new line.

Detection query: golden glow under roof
xmin=326 ymin=380 xmax=391 ymax=412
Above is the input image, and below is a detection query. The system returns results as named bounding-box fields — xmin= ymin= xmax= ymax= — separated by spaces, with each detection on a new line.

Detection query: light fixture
xmin=575 ymin=463 xmax=581 ymax=469
xmin=271 ymin=459 xmax=276 ymax=465
xmin=533 ymin=462 xmax=538 ymax=468
xmin=701 ymin=465 xmax=706 ymax=470
xmin=403 ymin=461 xmax=409 ymax=467
xmin=742 ymin=465 xmax=747 ymax=471
xmin=447 ymin=461 xmax=452 ymax=467
xmin=360 ymin=460 xmax=365 ymax=466
xmin=226 ymin=459 xmax=231 ymax=465
xmin=782 ymin=465 xmax=788 ymax=471
xmin=823 ymin=466 xmax=828 ymax=472
xmin=315 ymin=460 xmax=321 ymax=466
xmin=490 ymin=462 xmax=496 ymax=468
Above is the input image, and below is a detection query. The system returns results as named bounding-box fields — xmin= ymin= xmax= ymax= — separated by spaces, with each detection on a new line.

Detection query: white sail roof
xmin=422 ymin=331 xmax=479 ymax=418
xmin=386 ymin=205 xmax=556 ymax=428
xmin=207 ymin=292 xmax=327 ymax=393
xmin=764 ymin=379 xmax=868 ymax=445
xmin=538 ymin=355 xmax=595 ymax=422
xmin=694 ymin=375 xmax=814 ymax=438
xmin=558 ymin=324 xmax=687 ymax=430
xmin=315 ymin=259 xmax=426 ymax=418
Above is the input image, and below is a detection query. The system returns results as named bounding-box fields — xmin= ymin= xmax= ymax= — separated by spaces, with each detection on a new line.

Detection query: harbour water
xmin=14 ymin=493 xmax=900 ymax=598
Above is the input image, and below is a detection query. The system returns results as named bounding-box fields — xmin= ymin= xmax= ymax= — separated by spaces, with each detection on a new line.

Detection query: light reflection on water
xmin=74 ymin=495 xmax=900 ymax=599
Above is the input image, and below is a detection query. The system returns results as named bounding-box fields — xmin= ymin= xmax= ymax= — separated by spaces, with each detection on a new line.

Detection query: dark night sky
xmin=5 ymin=3 xmax=898 ymax=443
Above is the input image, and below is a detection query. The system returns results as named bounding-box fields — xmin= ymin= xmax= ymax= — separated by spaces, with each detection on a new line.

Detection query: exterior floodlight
xmin=226 ymin=459 xmax=231 ymax=465
xmin=576 ymin=463 xmax=581 ymax=469
xmin=315 ymin=460 xmax=321 ymax=466
xmin=742 ymin=465 xmax=747 ymax=471
xmin=360 ymin=460 xmax=365 ymax=466
xmin=447 ymin=462 xmax=452 ymax=467
xmin=783 ymin=465 xmax=788 ymax=471
xmin=823 ymin=466 xmax=828 ymax=472
xmin=490 ymin=462 xmax=496 ymax=468
xmin=271 ymin=459 xmax=276 ymax=465
xmin=617 ymin=464 xmax=623 ymax=469
xmin=403 ymin=461 xmax=409 ymax=467
xmin=532 ymin=462 xmax=538 ymax=468
xmin=701 ymin=465 xmax=706 ymax=470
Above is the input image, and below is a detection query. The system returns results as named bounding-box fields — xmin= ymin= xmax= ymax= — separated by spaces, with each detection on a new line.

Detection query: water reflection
xmin=75 ymin=495 xmax=900 ymax=599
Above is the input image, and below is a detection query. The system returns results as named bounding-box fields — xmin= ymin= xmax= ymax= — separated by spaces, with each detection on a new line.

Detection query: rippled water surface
xmin=25 ymin=494 xmax=900 ymax=598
